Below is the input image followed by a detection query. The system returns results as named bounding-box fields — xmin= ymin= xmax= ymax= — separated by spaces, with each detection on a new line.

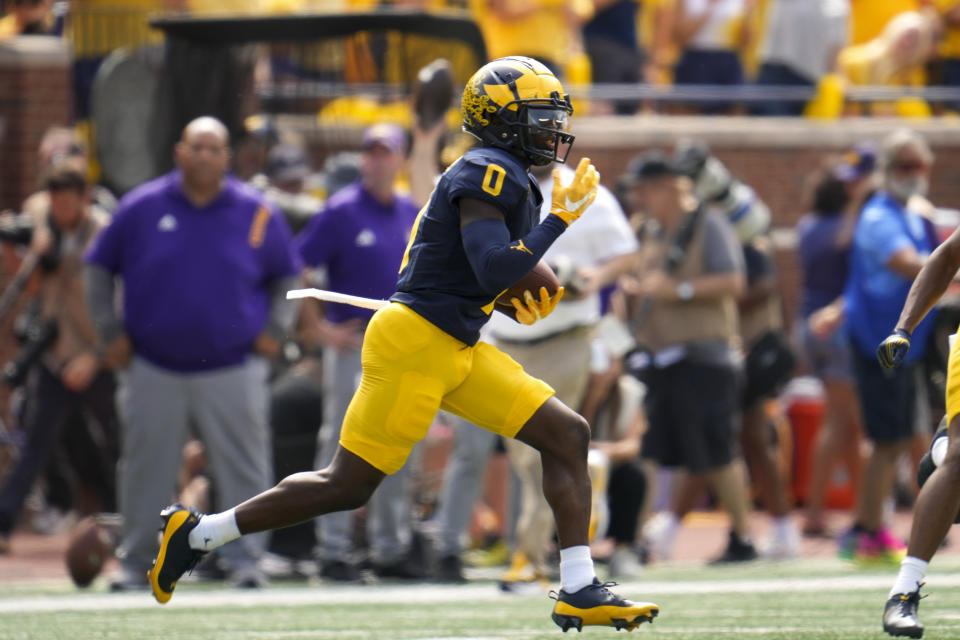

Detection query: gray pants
xmin=434 ymin=417 xmax=499 ymax=557
xmin=315 ymin=343 xmax=412 ymax=564
xmin=433 ymin=328 xmax=592 ymax=567
xmin=116 ymin=355 xmax=271 ymax=575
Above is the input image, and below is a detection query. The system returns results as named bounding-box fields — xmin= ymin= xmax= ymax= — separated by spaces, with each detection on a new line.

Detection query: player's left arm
xmin=879 ymin=224 xmax=960 ymax=368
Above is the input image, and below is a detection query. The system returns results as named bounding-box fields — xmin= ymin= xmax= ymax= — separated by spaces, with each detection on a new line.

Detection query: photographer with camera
xmin=0 ymin=163 xmax=118 ymax=554
xmin=619 ymin=151 xmax=757 ymax=565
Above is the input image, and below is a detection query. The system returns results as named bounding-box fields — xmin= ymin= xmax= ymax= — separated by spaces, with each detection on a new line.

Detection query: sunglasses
xmin=890 ymin=160 xmax=930 ymax=172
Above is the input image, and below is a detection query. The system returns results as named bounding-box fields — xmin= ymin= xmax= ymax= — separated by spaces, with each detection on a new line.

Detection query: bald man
xmin=84 ymin=116 xmax=302 ymax=590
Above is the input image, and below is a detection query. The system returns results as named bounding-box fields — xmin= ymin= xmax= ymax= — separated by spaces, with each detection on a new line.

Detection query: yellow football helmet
xmin=461 ymin=56 xmax=574 ymax=166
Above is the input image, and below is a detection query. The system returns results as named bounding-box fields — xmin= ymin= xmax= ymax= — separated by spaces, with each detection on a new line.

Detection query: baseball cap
xmin=620 ymin=150 xmax=684 ymax=186
xmin=362 ymin=123 xmax=406 ymax=154
xmin=266 ymin=144 xmax=311 ymax=182
xmin=833 ymin=142 xmax=877 ymax=182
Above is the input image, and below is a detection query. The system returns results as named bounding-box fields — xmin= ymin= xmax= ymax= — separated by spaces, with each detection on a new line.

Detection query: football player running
xmin=878 ymin=221 xmax=960 ymax=638
xmin=147 ymin=56 xmax=659 ymax=632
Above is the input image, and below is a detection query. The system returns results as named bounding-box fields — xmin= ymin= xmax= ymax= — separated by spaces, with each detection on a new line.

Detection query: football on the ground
xmin=495 ymin=260 xmax=560 ymax=319
xmin=413 ymin=58 xmax=455 ymax=130
xmin=65 ymin=515 xmax=120 ymax=588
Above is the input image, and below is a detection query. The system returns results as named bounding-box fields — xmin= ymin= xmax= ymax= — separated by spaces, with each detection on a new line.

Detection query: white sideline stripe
xmin=4 ymin=572 xmax=960 ymax=614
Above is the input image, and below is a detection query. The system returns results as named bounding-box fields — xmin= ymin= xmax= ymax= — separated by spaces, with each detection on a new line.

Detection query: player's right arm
xmin=458 ymin=157 xmax=600 ymax=294
xmin=878 ymin=224 xmax=960 ymax=368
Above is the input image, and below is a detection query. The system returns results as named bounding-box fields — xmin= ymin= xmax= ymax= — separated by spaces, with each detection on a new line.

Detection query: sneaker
xmin=108 ymin=567 xmax=150 ymax=592
xmin=641 ymin=512 xmax=677 ymax=562
xmin=883 ymin=586 xmax=924 ymax=638
xmin=550 ymin=579 xmax=659 ymax=632
xmin=319 ymin=559 xmax=361 ymax=582
xmin=146 ymin=505 xmax=206 ymax=604
xmin=837 ymin=527 xmax=862 ymax=561
xmin=433 ymin=554 xmax=466 ymax=583
xmin=708 ymin=531 xmax=758 ymax=565
xmin=856 ymin=528 xmax=907 ymax=566
xmin=608 ymin=547 xmax=644 ymax=579
xmin=759 ymin=527 xmax=801 ymax=560
xmin=499 ymin=551 xmax=548 ymax=594
xmin=463 ymin=539 xmax=510 ymax=568
xmin=373 ymin=557 xmax=426 ymax=581
xmin=229 ymin=564 xmax=268 ymax=589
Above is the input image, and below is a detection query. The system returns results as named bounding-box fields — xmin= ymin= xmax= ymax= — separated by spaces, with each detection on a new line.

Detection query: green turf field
xmin=3 ymin=556 xmax=960 ymax=639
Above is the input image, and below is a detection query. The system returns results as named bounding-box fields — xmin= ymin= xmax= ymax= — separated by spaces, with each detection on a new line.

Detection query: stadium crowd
xmin=0 ymin=0 xmax=956 ymax=601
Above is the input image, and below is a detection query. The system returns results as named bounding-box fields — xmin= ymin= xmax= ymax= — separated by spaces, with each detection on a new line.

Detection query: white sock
xmin=560 ymin=545 xmax=596 ymax=593
xmin=187 ymin=508 xmax=240 ymax=551
xmin=889 ymin=556 xmax=928 ymax=597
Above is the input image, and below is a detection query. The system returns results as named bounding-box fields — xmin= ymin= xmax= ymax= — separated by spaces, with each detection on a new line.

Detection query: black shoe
xmin=434 ymin=555 xmax=466 ymax=583
xmin=550 ymin=579 xmax=659 ymax=632
xmin=374 ymin=558 xmax=426 ymax=580
xmin=883 ymin=586 xmax=925 ymax=638
xmin=709 ymin=531 xmax=759 ymax=565
xmin=320 ymin=559 xmax=361 ymax=582
xmin=146 ymin=505 xmax=207 ymax=603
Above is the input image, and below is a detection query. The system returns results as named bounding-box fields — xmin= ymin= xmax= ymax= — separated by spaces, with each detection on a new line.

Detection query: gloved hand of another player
xmin=510 ymin=286 xmax=565 ymax=325
xmin=551 ymin=157 xmax=600 ymax=226
xmin=876 ymin=328 xmax=911 ymax=369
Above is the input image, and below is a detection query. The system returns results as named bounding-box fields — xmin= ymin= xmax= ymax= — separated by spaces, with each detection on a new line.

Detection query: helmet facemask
xmin=515 ymin=103 xmax=574 ymax=166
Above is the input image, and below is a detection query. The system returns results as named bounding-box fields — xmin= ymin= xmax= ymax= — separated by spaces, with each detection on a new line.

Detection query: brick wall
xmin=0 ymin=36 xmax=72 ymax=212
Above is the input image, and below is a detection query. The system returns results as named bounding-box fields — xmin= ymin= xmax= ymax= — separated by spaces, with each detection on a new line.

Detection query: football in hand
xmin=494 ymin=260 xmax=561 ymax=319
xmin=413 ymin=58 xmax=455 ymax=131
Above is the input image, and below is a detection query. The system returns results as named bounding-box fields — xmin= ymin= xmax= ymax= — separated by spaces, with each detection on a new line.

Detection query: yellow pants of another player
xmin=339 ymin=302 xmax=555 ymax=474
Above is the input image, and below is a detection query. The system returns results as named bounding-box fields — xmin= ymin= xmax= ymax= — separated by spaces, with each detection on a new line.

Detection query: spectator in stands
xmin=470 ymin=0 xmax=594 ymax=79
xmin=84 ymin=116 xmax=301 ymax=590
xmin=933 ymin=0 xmax=960 ymax=111
xmin=751 ymin=0 xmax=849 ymax=117
xmin=0 ymin=164 xmax=118 ymax=554
xmin=838 ymin=129 xmax=938 ymax=564
xmin=294 ymin=123 xmax=421 ymax=581
xmin=619 ymin=151 xmax=756 ymax=564
xmin=583 ymin=0 xmax=643 ymax=115
xmin=831 ymin=10 xmax=943 ymax=116
xmin=667 ymin=0 xmax=754 ymax=114
xmin=796 ymin=146 xmax=874 ymax=537
xmin=0 ymin=0 xmax=55 ymax=37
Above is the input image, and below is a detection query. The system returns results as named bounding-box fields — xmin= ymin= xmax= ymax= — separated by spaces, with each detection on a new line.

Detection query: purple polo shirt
xmin=294 ymin=180 xmax=418 ymax=323
xmin=86 ymin=171 xmax=301 ymax=372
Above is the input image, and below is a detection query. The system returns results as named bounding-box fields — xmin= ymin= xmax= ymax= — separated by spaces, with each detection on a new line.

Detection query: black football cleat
xmin=883 ymin=586 xmax=925 ymax=638
xmin=550 ymin=579 xmax=659 ymax=632
xmin=147 ymin=504 xmax=206 ymax=604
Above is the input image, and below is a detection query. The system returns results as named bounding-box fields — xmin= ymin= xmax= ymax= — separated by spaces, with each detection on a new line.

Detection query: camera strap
xmin=629 ymin=204 xmax=706 ymax=332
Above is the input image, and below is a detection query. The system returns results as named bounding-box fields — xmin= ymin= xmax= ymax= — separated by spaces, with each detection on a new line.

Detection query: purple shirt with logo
xmin=294 ymin=180 xmax=418 ymax=323
xmin=86 ymin=171 xmax=301 ymax=372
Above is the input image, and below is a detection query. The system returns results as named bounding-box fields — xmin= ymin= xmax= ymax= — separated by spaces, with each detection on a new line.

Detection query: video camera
xmin=673 ymin=140 xmax=770 ymax=243
xmin=0 ymin=211 xmax=62 ymax=272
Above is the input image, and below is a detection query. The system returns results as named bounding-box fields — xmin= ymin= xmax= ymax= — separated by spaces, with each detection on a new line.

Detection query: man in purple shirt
xmin=294 ymin=123 xmax=420 ymax=580
xmin=84 ymin=116 xmax=301 ymax=590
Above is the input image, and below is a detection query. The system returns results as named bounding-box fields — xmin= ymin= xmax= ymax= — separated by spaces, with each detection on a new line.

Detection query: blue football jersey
xmin=392 ymin=146 xmax=543 ymax=345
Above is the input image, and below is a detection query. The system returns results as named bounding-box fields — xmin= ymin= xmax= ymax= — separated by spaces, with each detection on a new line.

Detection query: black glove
xmin=876 ymin=328 xmax=911 ymax=369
